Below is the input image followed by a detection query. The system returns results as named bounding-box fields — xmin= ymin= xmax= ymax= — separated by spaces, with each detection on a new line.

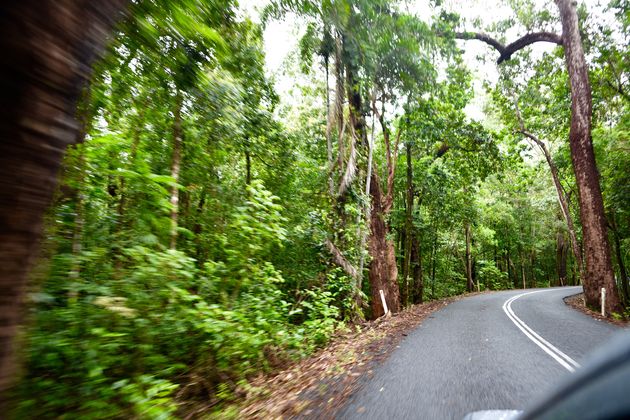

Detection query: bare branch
xmin=325 ymin=238 xmax=359 ymax=280
xmin=455 ymin=31 xmax=562 ymax=64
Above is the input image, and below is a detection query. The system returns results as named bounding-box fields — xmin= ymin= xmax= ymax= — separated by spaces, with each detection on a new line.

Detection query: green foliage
xmin=16 ymin=0 xmax=630 ymax=417
xmin=478 ymin=260 xmax=509 ymax=290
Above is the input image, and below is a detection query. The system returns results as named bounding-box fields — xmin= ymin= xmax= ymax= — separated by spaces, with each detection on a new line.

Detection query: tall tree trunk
xmin=324 ymin=54 xmax=335 ymax=196
xmin=169 ymin=90 xmax=183 ymax=250
xmin=555 ymin=0 xmax=622 ymax=314
xmin=431 ymin=229 xmax=438 ymax=299
xmin=368 ymin=174 xmax=400 ymax=317
xmin=465 ymin=223 xmax=474 ymax=292
xmin=344 ymin=49 xmax=399 ymax=317
xmin=334 ymin=33 xmax=345 ymax=173
xmin=245 ymin=146 xmax=251 ymax=185
xmin=610 ymin=214 xmax=629 ymax=303
xmin=557 ymin=232 xmax=568 ymax=286
xmin=402 ymin=142 xmax=414 ymax=305
xmin=0 ymin=0 xmax=126 ymax=403
xmin=411 ymin=233 xmax=423 ymax=304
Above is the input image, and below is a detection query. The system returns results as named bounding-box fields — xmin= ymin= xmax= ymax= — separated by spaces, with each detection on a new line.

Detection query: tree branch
xmin=325 ymin=238 xmax=359 ymax=280
xmin=373 ymin=101 xmax=402 ymax=214
xmin=455 ymin=31 xmax=562 ymax=64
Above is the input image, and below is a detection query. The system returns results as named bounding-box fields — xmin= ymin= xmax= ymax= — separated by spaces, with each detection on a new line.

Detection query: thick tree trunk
xmin=169 ymin=90 xmax=183 ymax=250
xmin=555 ymin=0 xmax=622 ymax=314
xmin=0 ymin=0 xmax=126 ymax=403
xmin=368 ymin=174 xmax=400 ymax=317
xmin=344 ymin=48 xmax=399 ymax=317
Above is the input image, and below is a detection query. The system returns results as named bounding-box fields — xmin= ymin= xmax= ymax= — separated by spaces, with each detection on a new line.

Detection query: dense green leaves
xmin=13 ymin=0 xmax=630 ymax=417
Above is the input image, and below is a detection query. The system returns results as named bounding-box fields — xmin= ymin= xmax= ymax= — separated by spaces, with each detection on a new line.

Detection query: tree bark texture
xmin=368 ymin=173 xmax=400 ymax=317
xmin=0 ymin=0 xmax=127 ymax=403
xmin=343 ymin=44 xmax=400 ymax=317
xmin=555 ymin=0 xmax=622 ymax=314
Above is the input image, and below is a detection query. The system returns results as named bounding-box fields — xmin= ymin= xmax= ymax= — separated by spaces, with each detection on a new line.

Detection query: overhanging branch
xmin=455 ymin=31 xmax=562 ymax=64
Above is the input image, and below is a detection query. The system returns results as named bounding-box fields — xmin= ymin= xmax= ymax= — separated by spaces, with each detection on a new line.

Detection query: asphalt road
xmin=339 ymin=287 xmax=622 ymax=420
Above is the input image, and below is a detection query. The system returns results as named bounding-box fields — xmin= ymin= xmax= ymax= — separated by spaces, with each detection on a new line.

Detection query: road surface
xmin=339 ymin=287 xmax=623 ymax=419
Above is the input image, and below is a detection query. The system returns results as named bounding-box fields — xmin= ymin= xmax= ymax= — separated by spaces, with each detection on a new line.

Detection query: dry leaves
xmin=564 ymin=292 xmax=629 ymax=327
xmin=234 ymin=296 xmax=463 ymax=419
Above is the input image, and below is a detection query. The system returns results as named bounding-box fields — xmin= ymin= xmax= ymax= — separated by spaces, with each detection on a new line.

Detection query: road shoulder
xmin=227 ymin=294 xmax=480 ymax=419
xmin=564 ymin=292 xmax=629 ymax=328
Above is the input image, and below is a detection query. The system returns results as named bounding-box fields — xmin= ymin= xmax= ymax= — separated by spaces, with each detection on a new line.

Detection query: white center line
xmin=502 ymin=290 xmax=581 ymax=372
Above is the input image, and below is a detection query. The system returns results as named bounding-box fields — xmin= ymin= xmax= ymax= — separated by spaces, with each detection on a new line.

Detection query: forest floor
xmin=222 ymin=292 xmax=487 ymax=419
xmin=564 ymin=292 xmax=630 ymax=327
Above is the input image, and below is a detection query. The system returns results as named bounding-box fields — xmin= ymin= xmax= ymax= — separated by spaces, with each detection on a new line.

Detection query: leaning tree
xmin=454 ymin=0 xmax=622 ymax=314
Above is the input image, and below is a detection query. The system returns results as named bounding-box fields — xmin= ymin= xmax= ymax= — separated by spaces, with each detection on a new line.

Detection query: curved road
xmin=339 ymin=287 xmax=622 ymax=419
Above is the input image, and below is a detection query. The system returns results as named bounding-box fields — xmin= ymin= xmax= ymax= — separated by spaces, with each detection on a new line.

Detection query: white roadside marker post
xmin=379 ymin=289 xmax=389 ymax=317
xmin=601 ymin=288 xmax=606 ymax=317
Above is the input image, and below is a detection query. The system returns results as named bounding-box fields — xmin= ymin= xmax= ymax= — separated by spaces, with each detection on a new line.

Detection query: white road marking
xmin=502 ymin=290 xmax=581 ymax=372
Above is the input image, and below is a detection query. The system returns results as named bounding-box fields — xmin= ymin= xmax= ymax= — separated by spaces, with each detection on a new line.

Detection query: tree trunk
xmin=334 ymin=33 xmax=345 ymax=173
xmin=610 ymin=214 xmax=629 ymax=303
xmin=0 ymin=0 xmax=126 ymax=403
xmin=368 ymin=174 xmax=400 ymax=317
xmin=555 ymin=0 xmax=622 ymax=314
xmin=557 ymin=232 xmax=568 ymax=286
xmin=325 ymin=55 xmax=335 ymax=196
xmin=465 ymin=223 xmax=474 ymax=292
xmin=402 ymin=142 xmax=414 ymax=305
xmin=431 ymin=230 xmax=438 ymax=299
xmin=411 ymin=233 xmax=423 ymax=304
xmin=169 ymin=90 xmax=183 ymax=250
xmin=245 ymin=146 xmax=251 ymax=185
xmin=344 ymin=47 xmax=399 ymax=317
